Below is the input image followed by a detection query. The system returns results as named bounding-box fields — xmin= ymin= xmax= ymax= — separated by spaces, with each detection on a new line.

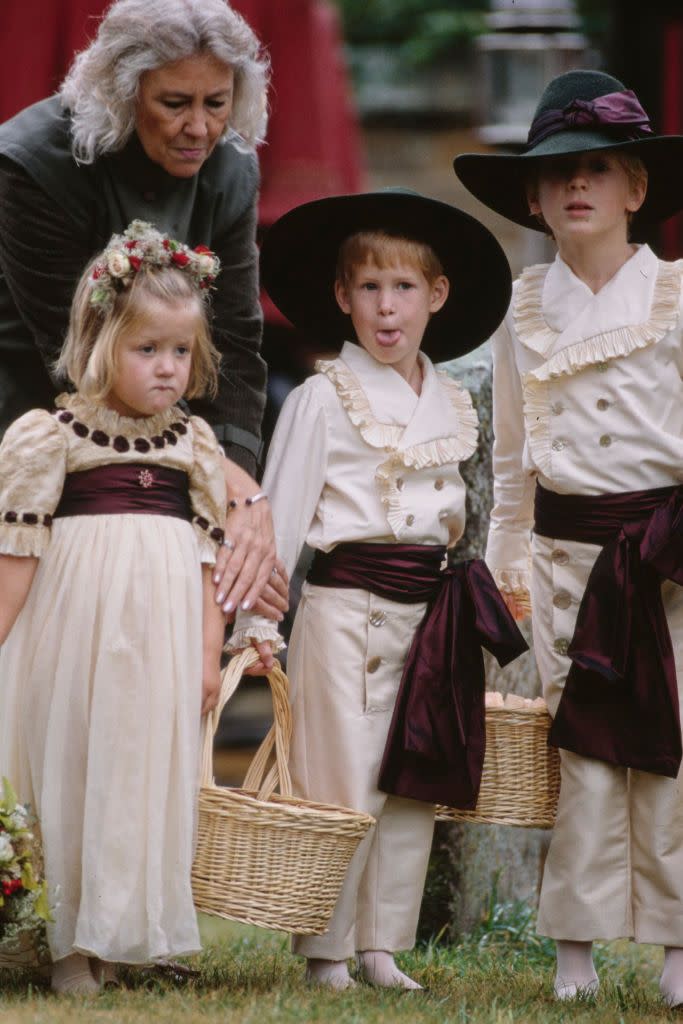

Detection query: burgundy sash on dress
xmin=307 ymin=543 xmax=528 ymax=807
xmin=534 ymin=482 xmax=683 ymax=776
xmin=53 ymin=463 xmax=193 ymax=521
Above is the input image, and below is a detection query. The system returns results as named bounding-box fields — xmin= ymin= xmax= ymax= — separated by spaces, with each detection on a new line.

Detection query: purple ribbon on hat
xmin=527 ymin=89 xmax=653 ymax=148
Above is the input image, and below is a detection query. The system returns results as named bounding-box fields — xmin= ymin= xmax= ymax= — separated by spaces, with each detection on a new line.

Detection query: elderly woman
xmin=0 ymin=0 xmax=286 ymax=618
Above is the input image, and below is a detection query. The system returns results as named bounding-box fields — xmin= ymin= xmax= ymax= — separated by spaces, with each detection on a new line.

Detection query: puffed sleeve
xmin=0 ymin=409 xmax=67 ymax=556
xmin=485 ymin=318 xmax=535 ymax=599
xmin=188 ymin=415 xmax=228 ymax=565
xmin=228 ymin=380 xmax=329 ymax=651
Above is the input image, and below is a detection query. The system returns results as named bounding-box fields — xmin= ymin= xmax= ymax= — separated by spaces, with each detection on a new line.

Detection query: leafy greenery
xmin=332 ymin=0 xmax=488 ymax=67
xmin=333 ymin=0 xmax=612 ymax=69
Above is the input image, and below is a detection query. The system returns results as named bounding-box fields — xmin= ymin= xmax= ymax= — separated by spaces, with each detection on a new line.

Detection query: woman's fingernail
xmin=224 ymin=600 xmax=234 ymax=613
xmin=213 ymin=573 xmax=220 ymax=584
xmin=277 ymin=614 xmax=284 ymax=622
xmin=241 ymin=600 xmax=251 ymax=611
xmin=216 ymin=592 xmax=225 ymax=604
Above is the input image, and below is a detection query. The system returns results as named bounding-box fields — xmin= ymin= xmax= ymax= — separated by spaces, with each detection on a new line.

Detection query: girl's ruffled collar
xmin=55 ymin=393 xmax=184 ymax=437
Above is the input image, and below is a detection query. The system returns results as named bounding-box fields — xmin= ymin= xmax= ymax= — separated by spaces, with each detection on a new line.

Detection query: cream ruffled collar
xmin=513 ymin=245 xmax=683 ymax=381
xmin=315 ymin=341 xmax=478 ymax=468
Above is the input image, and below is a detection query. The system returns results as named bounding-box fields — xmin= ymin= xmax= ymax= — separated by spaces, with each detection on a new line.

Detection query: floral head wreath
xmin=88 ymin=220 xmax=221 ymax=314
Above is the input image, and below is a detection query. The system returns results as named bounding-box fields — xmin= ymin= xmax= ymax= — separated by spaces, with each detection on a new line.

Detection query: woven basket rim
xmin=198 ymin=784 xmax=376 ymax=826
xmin=484 ymin=703 xmax=551 ymax=720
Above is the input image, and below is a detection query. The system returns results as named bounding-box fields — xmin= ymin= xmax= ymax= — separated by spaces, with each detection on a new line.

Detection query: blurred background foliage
xmin=331 ymin=0 xmax=611 ymax=69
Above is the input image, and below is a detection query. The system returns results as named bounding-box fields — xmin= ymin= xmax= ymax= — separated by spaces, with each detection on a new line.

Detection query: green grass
xmin=0 ymin=906 xmax=677 ymax=1023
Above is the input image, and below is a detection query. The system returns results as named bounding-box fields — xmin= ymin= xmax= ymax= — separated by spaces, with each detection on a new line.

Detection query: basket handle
xmin=198 ymin=646 xmax=293 ymax=801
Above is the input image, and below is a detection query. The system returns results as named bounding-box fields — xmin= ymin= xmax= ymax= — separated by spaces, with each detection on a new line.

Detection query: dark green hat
xmin=259 ymin=189 xmax=512 ymax=362
xmin=454 ymin=70 xmax=683 ymax=232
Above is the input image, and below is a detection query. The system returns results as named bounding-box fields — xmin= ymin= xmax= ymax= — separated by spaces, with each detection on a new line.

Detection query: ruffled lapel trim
xmin=316 ymin=355 xmax=478 ymax=539
xmin=518 ymin=257 xmax=683 ymax=477
xmin=315 ymin=356 xmax=478 ymax=467
xmin=514 ymin=257 xmax=683 ymax=382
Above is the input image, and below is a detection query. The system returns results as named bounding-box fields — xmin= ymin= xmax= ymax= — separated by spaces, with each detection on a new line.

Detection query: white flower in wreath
xmin=107 ymin=251 xmax=131 ymax=278
xmin=0 ymin=833 xmax=14 ymax=863
xmin=196 ymin=253 xmax=218 ymax=277
xmin=9 ymin=805 xmax=27 ymax=830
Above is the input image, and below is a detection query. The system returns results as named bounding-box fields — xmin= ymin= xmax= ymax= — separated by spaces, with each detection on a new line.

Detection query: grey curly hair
xmin=60 ymin=0 xmax=269 ymax=163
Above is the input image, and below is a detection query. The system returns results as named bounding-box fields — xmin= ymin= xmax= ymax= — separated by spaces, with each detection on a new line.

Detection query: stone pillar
xmin=418 ymin=344 xmax=549 ymax=941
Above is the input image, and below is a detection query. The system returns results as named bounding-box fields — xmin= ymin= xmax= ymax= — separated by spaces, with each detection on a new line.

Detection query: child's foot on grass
xmin=357 ymin=950 xmax=423 ymax=990
xmin=305 ymin=957 xmax=356 ymax=990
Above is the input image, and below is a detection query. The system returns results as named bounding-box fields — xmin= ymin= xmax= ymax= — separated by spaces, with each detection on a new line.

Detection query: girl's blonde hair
xmin=60 ymin=0 xmax=269 ymax=162
xmin=57 ymin=263 xmax=220 ymax=403
xmin=336 ymin=231 xmax=444 ymax=287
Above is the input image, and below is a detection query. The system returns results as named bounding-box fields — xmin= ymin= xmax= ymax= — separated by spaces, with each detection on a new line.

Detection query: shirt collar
xmin=543 ymin=243 xmax=658 ymax=341
xmin=339 ymin=341 xmax=420 ymax=426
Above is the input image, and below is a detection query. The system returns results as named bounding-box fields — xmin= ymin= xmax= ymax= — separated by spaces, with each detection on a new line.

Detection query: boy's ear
xmin=626 ymin=176 xmax=647 ymax=215
xmin=334 ymin=278 xmax=352 ymax=315
xmin=429 ymin=275 xmax=449 ymax=314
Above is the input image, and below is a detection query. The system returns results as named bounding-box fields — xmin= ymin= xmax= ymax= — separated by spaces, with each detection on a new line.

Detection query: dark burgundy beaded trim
xmin=192 ymin=516 xmax=224 ymax=545
xmin=3 ymin=511 xmax=53 ymax=527
xmin=54 ymin=410 xmax=190 ymax=452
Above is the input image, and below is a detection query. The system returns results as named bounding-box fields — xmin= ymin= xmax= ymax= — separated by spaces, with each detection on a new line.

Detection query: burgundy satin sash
xmin=54 ymin=463 xmax=193 ymax=521
xmin=308 ymin=543 xmax=528 ymax=808
xmin=534 ymin=482 xmax=683 ymax=776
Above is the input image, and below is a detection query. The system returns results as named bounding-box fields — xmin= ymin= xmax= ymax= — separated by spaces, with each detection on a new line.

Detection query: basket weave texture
xmin=436 ymin=698 xmax=561 ymax=828
xmin=192 ymin=648 xmax=375 ymax=933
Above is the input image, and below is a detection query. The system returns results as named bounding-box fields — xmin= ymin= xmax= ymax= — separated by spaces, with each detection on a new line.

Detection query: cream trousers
xmin=287 ymin=583 xmax=435 ymax=960
xmin=532 ymin=534 xmax=683 ymax=943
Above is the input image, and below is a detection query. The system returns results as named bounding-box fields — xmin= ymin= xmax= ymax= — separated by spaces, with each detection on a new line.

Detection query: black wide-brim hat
xmin=259 ymin=189 xmax=512 ymax=362
xmin=454 ymin=70 xmax=683 ymax=232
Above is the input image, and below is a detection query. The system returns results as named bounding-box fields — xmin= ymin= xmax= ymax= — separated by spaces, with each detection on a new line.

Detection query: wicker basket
xmin=436 ymin=697 xmax=561 ymax=828
xmin=192 ymin=648 xmax=375 ymax=934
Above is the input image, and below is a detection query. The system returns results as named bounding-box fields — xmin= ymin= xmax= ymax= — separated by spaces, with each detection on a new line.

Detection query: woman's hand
xmin=214 ymin=458 xmax=289 ymax=621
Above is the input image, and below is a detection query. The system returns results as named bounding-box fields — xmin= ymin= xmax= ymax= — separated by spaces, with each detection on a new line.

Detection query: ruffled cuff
xmin=0 ymin=520 xmax=51 ymax=557
xmin=227 ymin=615 xmax=286 ymax=654
xmin=485 ymin=526 xmax=532 ymax=595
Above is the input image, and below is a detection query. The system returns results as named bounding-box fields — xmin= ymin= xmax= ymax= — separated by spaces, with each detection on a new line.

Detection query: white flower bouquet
xmin=0 ymin=778 xmax=51 ymax=968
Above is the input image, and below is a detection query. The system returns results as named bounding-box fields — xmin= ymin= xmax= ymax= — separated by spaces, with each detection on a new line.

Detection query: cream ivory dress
xmin=488 ymin=244 xmax=683 ymax=943
xmin=232 ymin=340 xmax=478 ymax=959
xmin=0 ymin=394 xmax=226 ymax=963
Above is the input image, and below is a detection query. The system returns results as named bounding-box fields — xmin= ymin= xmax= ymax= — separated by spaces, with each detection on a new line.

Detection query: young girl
xmin=230 ymin=190 xmax=525 ymax=990
xmin=0 ymin=221 xmax=228 ymax=993
xmin=455 ymin=70 xmax=683 ymax=1004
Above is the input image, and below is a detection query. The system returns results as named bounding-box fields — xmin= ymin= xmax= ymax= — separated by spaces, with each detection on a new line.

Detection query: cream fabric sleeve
xmin=188 ymin=415 xmax=228 ymax=565
xmin=0 ymin=409 xmax=67 ymax=557
xmin=228 ymin=381 xmax=329 ymax=651
xmin=485 ymin=319 xmax=535 ymax=595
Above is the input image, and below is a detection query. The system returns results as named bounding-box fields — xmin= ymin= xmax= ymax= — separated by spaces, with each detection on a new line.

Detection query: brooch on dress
xmin=137 ymin=469 xmax=155 ymax=489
